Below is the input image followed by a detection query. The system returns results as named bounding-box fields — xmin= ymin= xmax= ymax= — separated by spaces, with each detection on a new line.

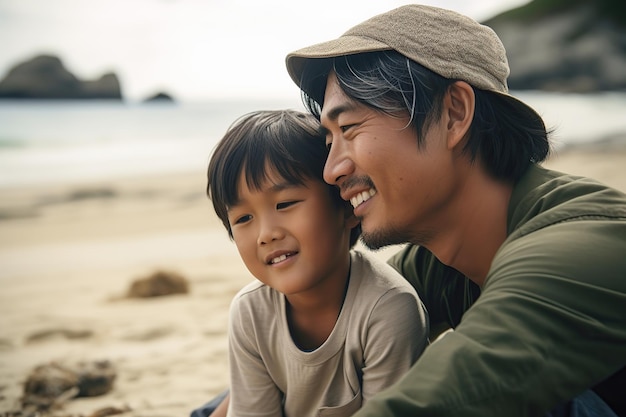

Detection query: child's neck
xmin=285 ymin=260 xmax=351 ymax=351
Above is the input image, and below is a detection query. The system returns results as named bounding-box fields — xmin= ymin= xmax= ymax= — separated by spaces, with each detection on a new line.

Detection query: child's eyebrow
xmin=267 ymin=181 xmax=300 ymax=193
xmin=227 ymin=181 xmax=302 ymax=211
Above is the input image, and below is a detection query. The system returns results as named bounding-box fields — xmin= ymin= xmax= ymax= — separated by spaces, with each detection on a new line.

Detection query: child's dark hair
xmin=207 ymin=109 xmax=360 ymax=246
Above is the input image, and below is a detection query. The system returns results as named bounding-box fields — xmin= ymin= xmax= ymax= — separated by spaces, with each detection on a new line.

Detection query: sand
xmin=1 ymin=144 xmax=625 ymax=416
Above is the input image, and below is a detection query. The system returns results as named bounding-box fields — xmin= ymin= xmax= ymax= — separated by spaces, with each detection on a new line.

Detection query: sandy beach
xmin=1 ymin=144 xmax=625 ymax=416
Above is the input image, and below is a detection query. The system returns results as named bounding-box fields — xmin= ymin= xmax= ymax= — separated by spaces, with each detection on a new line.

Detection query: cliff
xmin=0 ymin=55 xmax=122 ymax=100
xmin=484 ymin=0 xmax=626 ymax=92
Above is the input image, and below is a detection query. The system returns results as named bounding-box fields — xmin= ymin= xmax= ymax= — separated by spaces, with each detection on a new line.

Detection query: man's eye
xmin=340 ymin=124 xmax=354 ymax=133
xmin=233 ymin=214 xmax=252 ymax=225
xmin=277 ymin=201 xmax=298 ymax=210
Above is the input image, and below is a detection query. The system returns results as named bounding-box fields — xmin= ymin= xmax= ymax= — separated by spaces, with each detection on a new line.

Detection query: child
xmin=205 ymin=110 xmax=428 ymax=417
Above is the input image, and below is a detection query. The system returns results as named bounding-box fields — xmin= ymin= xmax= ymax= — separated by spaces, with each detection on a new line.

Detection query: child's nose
xmin=257 ymin=216 xmax=285 ymax=245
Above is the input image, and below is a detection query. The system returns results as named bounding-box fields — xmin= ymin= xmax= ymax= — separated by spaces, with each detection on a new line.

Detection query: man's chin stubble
xmin=360 ymin=228 xmax=411 ymax=250
xmin=361 ymin=226 xmax=432 ymax=250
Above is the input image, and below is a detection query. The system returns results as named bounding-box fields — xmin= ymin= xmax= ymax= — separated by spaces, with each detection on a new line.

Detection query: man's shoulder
xmin=490 ymin=167 xmax=626 ymax=289
xmin=509 ymin=164 xmax=626 ymax=238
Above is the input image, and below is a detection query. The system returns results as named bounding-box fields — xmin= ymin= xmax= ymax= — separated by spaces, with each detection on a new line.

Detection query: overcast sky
xmin=0 ymin=0 xmax=529 ymax=101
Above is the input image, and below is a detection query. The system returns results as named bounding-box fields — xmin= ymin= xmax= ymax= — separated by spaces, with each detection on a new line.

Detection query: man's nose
xmin=323 ymin=142 xmax=354 ymax=186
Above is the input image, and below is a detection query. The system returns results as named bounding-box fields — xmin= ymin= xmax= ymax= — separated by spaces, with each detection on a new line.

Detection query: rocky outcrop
xmin=142 ymin=91 xmax=175 ymax=103
xmin=0 ymin=54 xmax=122 ymax=99
xmin=484 ymin=0 xmax=626 ymax=92
xmin=81 ymin=73 xmax=122 ymax=99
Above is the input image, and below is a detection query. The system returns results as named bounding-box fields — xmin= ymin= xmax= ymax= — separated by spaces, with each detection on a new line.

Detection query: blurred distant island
xmin=142 ymin=92 xmax=175 ymax=103
xmin=0 ymin=0 xmax=624 ymax=99
xmin=0 ymin=54 xmax=174 ymax=102
xmin=0 ymin=55 xmax=123 ymax=100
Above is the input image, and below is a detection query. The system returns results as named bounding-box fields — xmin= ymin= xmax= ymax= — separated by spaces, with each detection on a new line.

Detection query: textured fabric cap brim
xmin=286 ymin=35 xmax=392 ymax=88
xmin=286 ymin=39 xmax=542 ymax=125
xmin=286 ymin=4 xmax=511 ymax=94
xmin=285 ymin=4 xmax=543 ymax=123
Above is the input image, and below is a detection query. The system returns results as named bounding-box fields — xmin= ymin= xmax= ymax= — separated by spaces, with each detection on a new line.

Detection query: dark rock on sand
xmin=21 ymin=362 xmax=78 ymax=411
xmin=21 ymin=360 xmax=116 ymax=412
xmin=127 ymin=269 xmax=189 ymax=298
xmin=74 ymin=361 xmax=117 ymax=397
xmin=0 ymin=54 xmax=123 ymax=100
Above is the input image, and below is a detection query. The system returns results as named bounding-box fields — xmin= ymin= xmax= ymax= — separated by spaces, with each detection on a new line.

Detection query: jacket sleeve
xmin=355 ymin=222 xmax=626 ymax=416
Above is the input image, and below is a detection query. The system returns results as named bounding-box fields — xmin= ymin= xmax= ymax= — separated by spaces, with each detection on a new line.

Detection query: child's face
xmin=227 ymin=166 xmax=356 ymax=296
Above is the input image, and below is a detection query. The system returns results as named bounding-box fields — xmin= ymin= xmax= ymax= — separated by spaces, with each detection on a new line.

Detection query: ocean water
xmin=0 ymin=92 xmax=625 ymax=189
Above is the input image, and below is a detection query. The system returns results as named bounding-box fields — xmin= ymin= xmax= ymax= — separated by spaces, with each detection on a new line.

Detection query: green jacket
xmin=354 ymin=165 xmax=626 ymax=417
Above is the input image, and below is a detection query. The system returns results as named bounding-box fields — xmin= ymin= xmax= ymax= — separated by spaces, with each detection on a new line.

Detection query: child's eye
xmin=277 ymin=200 xmax=299 ymax=210
xmin=232 ymin=214 xmax=252 ymax=225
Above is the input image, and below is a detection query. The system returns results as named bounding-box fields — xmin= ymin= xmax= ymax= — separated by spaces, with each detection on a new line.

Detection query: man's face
xmin=320 ymin=72 xmax=456 ymax=249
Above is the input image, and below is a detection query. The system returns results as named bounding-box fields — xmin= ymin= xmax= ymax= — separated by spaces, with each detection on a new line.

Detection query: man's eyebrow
xmin=323 ymin=102 xmax=357 ymax=123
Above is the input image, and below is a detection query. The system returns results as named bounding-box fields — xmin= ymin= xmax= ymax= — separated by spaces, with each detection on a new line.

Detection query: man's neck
xmin=426 ymin=168 xmax=513 ymax=286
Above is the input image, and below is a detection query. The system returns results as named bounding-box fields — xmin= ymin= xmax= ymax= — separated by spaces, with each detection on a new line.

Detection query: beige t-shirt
xmin=227 ymin=250 xmax=428 ymax=417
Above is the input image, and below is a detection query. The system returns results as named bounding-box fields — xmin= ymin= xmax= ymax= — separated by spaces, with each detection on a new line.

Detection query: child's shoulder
xmin=231 ymin=280 xmax=278 ymax=309
xmin=350 ymin=249 xmax=416 ymax=294
xmin=345 ymin=250 xmax=423 ymax=322
xmin=228 ymin=280 xmax=285 ymax=330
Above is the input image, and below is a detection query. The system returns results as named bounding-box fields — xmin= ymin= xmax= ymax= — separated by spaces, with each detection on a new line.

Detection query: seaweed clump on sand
xmin=20 ymin=360 xmax=117 ymax=414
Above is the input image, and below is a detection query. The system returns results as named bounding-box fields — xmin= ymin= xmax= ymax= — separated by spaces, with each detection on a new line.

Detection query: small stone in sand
xmin=126 ymin=269 xmax=189 ymax=298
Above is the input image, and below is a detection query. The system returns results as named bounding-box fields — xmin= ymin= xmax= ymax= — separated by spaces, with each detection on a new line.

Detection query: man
xmin=284 ymin=4 xmax=626 ymax=417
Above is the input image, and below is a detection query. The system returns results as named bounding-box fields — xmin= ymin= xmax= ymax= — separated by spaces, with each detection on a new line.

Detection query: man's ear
xmin=444 ymin=81 xmax=475 ymax=150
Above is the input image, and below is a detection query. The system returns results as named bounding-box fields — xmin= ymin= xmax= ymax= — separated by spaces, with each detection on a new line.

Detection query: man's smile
xmin=350 ymin=189 xmax=377 ymax=209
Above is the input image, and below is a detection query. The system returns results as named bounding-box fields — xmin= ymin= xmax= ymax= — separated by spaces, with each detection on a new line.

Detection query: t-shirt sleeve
xmin=227 ymin=295 xmax=283 ymax=417
xmin=360 ymin=286 xmax=429 ymax=403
